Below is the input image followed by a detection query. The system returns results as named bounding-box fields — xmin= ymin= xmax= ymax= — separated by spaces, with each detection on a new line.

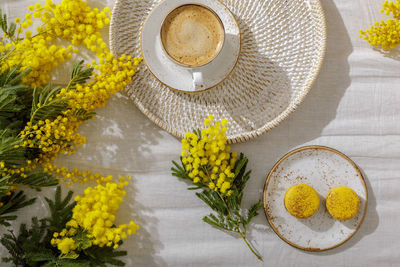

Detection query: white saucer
xmin=141 ymin=0 xmax=241 ymax=92
xmin=263 ymin=146 xmax=368 ymax=251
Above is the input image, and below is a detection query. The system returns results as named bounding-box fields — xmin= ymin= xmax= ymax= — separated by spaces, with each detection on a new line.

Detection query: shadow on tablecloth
xmin=229 ymin=0 xmax=380 ymax=256
xmin=118 ymin=180 xmax=167 ymax=266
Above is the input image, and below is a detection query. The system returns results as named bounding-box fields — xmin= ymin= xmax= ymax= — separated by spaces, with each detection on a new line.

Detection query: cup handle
xmin=192 ymin=71 xmax=203 ymax=91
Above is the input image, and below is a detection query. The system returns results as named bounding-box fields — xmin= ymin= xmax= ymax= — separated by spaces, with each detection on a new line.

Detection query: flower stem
xmin=238 ymin=230 xmax=263 ymax=261
xmin=216 ymin=192 xmax=263 ymax=261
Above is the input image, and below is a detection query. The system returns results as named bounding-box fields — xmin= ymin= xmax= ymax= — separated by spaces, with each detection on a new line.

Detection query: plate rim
xmin=263 ymin=145 xmax=368 ymax=251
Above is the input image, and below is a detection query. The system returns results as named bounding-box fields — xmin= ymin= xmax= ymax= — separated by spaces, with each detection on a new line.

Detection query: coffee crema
xmin=161 ymin=4 xmax=225 ymax=67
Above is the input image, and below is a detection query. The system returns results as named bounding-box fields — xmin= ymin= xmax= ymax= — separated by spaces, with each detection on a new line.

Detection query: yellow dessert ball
xmin=284 ymin=184 xmax=320 ymax=219
xmin=326 ymin=186 xmax=360 ymax=220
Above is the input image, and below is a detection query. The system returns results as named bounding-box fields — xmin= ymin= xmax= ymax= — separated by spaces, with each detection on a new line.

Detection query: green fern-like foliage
xmin=0 ymin=128 xmax=58 ymax=226
xmin=30 ymin=85 xmax=69 ymax=124
xmin=0 ymin=64 xmax=32 ymax=132
xmin=44 ymin=186 xmax=75 ymax=232
xmin=1 ymin=187 xmax=128 ymax=266
xmin=0 ymin=191 xmax=36 ymax=227
xmin=0 ymin=9 xmax=18 ymax=42
xmin=172 ymin=153 xmax=263 ymax=261
xmin=67 ymin=60 xmax=93 ymax=90
xmin=0 ymin=51 xmax=98 ymax=225
xmin=0 ymin=60 xmax=60 ymax=226
xmin=0 ymin=129 xmax=26 ymax=166
xmin=199 ymin=154 xmax=263 ymax=233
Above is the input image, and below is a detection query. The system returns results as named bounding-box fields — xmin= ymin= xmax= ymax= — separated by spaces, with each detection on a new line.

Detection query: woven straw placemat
xmin=110 ymin=0 xmax=326 ymax=143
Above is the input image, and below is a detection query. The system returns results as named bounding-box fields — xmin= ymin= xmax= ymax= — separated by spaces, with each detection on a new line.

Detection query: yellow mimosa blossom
xmin=0 ymin=0 xmax=141 ymax=185
xmin=360 ymin=0 xmax=400 ymax=50
xmin=1 ymin=34 xmax=71 ymax=87
xmin=180 ymin=116 xmax=236 ymax=195
xmin=18 ymin=54 xmax=141 ymax=184
xmin=51 ymin=178 xmax=139 ymax=254
xmin=56 ymin=237 xmax=77 ymax=254
xmin=1 ymin=0 xmax=115 ymax=87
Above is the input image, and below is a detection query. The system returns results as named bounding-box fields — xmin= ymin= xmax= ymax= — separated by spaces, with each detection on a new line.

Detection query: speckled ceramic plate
xmin=263 ymin=146 xmax=368 ymax=251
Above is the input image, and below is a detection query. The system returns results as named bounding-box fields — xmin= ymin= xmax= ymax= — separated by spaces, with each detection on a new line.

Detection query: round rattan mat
xmin=110 ymin=0 xmax=327 ymax=143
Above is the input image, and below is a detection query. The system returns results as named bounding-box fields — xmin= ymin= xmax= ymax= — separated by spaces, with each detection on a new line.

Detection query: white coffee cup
xmin=141 ymin=0 xmax=241 ymax=92
xmin=160 ymin=4 xmax=226 ymax=90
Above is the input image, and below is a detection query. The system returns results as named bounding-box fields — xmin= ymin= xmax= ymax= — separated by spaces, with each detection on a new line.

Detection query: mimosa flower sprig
xmin=1 ymin=180 xmax=138 ymax=266
xmin=360 ymin=0 xmax=400 ymax=50
xmin=172 ymin=116 xmax=263 ymax=261
xmin=0 ymin=0 xmax=141 ymax=226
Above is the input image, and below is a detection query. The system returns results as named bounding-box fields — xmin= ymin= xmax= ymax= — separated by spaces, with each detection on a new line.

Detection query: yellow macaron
xmin=326 ymin=186 xmax=360 ymax=220
xmin=284 ymin=184 xmax=320 ymax=219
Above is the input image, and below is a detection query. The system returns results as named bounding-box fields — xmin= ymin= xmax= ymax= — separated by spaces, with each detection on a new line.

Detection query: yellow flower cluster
xmin=18 ymin=54 xmax=140 ymax=167
xmin=382 ymin=0 xmax=400 ymax=18
xmin=51 ymin=178 xmax=139 ymax=255
xmin=360 ymin=0 xmax=400 ymax=50
xmin=0 ymin=0 xmax=142 ymax=186
xmin=16 ymin=55 xmax=140 ymax=184
xmin=54 ymin=237 xmax=77 ymax=255
xmin=37 ymin=0 xmax=112 ymax=56
xmin=58 ymin=54 xmax=141 ymax=111
xmin=181 ymin=116 xmax=237 ymax=195
xmin=0 ymin=35 xmax=71 ymax=87
xmin=19 ymin=117 xmax=86 ymax=159
xmin=42 ymin=163 xmax=117 ymax=186
xmin=0 ymin=159 xmax=39 ymax=192
xmin=0 ymin=0 xmax=116 ymax=87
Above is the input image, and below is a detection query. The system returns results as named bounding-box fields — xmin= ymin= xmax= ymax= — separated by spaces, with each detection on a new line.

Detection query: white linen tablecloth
xmin=0 ymin=0 xmax=399 ymax=266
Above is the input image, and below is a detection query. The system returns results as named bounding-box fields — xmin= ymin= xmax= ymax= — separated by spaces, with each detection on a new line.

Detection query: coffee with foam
xmin=161 ymin=4 xmax=225 ymax=67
